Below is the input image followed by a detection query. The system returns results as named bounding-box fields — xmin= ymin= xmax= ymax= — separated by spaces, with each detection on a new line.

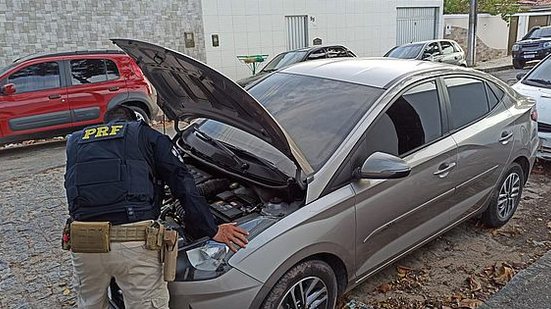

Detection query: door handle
xmin=48 ymin=94 xmax=61 ymax=99
xmin=434 ymin=162 xmax=457 ymax=177
xmin=499 ymin=131 xmax=514 ymax=144
xmin=108 ymin=86 xmax=120 ymax=92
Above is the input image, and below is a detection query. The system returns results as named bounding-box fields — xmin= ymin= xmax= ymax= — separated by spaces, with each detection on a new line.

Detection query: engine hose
xmin=196 ymin=178 xmax=230 ymax=199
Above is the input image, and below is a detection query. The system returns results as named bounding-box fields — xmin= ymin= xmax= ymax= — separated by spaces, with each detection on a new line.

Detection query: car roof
xmin=284 ymin=44 xmax=350 ymax=53
xmin=280 ymin=57 xmax=455 ymax=88
xmin=13 ymin=50 xmax=125 ymax=63
xmin=398 ymin=39 xmax=456 ymax=46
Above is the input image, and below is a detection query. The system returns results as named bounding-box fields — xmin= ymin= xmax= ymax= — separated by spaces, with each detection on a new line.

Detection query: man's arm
xmin=147 ymin=129 xmax=248 ymax=251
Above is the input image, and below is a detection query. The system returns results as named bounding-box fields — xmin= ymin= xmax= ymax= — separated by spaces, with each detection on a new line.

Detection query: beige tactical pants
xmin=71 ymin=241 xmax=169 ymax=309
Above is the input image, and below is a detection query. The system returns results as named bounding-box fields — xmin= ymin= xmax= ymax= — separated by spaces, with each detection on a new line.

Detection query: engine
xmin=161 ymin=160 xmax=302 ymax=240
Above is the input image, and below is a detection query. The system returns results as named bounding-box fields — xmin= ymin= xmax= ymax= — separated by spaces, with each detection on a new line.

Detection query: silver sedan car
xmin=112 ymin=39 xmax=538 ymax=309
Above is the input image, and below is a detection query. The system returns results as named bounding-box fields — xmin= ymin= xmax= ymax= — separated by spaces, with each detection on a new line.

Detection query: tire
xmin=261 ymin=260 xmax=337 ymax=309
xmin=127 ymin=105 xmax=150 ymax=124
xmin=513 ymin=59 xmax=525 ymax=70
xmin=481 ymin=163 xmax=525 ymax=228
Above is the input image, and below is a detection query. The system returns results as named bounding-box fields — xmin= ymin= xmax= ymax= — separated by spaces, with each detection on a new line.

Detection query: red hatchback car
xmin=0 ymin=50 xmax=158 ymax=145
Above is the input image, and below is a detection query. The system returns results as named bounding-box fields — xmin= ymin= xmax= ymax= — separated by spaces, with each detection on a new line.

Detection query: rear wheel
xmin=127 ymin=106 xmax=150 ymax=124
xmin=261 ymin=260 xmax=337 ymax=309
xmin=513 ymin=59 xmax=525 ymax=70
xmin=481 ymin=163 xmax=524 ymax=228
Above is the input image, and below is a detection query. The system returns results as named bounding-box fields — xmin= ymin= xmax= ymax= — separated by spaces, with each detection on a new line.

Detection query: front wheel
xmin=261 ymin=260 xmax=337 ymax=309
xmin=481 ymin=163 xmax=525 ymax=228
xmin=513 ymin=59 xmax=525 ymax=70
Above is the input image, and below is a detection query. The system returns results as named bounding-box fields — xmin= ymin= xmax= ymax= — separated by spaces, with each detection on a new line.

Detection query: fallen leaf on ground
xmin=397 ymin=265 xmax=413 ymax=274
xmin=458 ymin=298 xmax=483 ymax=308
xmin=377 ymin=282 xmax=393 ymax=293
xmin=547 ymin=221 xmax=551 ymax=229
xmin=468 ymin=276 xmax=482 ymax=292
xmin=62 ymin=288 xmax=71 ymax=296
xmin=494 ymin=262 xmax=514 ymax=285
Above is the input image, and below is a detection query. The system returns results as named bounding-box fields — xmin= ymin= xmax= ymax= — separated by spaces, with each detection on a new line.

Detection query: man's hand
xmin=212 ymin=223 xmax=249 ymax=253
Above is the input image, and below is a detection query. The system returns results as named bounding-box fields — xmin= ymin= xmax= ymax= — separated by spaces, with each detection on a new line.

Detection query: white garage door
xmin=396 ymin=7 xmax=438 ymax=45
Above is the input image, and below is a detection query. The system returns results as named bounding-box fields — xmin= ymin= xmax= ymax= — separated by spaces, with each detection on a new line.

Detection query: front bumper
xmin=168 ymin=267 xmax=263 ymax=309
xmin=512 ymin=49 xmax=551 ymax=62
xmin=537 ymin=132 xmax=551 ymax=160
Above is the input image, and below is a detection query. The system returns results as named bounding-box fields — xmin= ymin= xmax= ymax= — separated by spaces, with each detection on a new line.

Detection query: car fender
xmin=228 ymin=185 xmax=357 ymax=308
xmin=107 ymin=91 xmax=157 ymax=116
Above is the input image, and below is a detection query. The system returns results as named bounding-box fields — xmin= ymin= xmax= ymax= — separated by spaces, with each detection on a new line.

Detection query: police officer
xmin=64 ymin=106 xmax=248 ymax=309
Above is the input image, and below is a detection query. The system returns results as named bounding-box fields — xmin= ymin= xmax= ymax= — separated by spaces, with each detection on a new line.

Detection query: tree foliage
xmin=444 ymin=0 xmax=521 ymax=20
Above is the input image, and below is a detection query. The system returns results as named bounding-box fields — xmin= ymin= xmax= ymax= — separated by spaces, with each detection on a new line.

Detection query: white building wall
xmin=444 ymin=14 xmax=509 ymax=50
xmin=201 ymin=0 xmax=443 ymax=80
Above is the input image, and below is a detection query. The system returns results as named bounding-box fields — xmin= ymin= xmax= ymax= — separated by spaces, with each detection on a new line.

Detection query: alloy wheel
xmin=278 ymin=276 xmax=329 ymax=309
xmin=497 ymin=172 xmax=521 ymax=220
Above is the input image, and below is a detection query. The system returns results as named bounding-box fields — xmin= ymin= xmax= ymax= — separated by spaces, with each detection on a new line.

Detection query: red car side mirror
xmin=1 ymin=83 xmax=16 ymax=95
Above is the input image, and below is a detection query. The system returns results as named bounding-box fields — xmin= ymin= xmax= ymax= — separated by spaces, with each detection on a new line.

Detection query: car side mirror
xmin=516 ymin=72 xmax=526 ymax=81
xmin=1 ymin=83 xmax=16 ymax=95
xmin=354 ymin=152 xmax=411 ymax=179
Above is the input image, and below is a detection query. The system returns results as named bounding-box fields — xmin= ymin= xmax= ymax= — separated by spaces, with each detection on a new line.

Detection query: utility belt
xmin=62 ymin=219 xmax=178 ymax=281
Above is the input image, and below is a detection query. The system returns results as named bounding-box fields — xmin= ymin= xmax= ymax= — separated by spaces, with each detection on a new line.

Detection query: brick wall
xmin=0 ymin=0 xmax=206 ymax=66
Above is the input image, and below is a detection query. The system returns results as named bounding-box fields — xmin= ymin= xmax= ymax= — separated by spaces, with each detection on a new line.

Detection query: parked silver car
xmin=112 ymin=39 xmax=538 ymax=309
xmin=385 ymin=39 xmax=467 ymax=67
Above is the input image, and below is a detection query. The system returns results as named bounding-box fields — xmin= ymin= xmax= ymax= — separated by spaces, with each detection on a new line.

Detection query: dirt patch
xmin=341 ymin=161 xmax=551 ymax=309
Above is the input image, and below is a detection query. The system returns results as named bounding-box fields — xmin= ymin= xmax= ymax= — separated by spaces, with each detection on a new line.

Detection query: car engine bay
xmin=160 ymin=147 xmax=304 ymax=243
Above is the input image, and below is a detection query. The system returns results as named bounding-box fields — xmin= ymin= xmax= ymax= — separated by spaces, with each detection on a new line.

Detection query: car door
xmin=443 ymin=77 xmax=515 ymax=222
xmin=0 ymin=60 xmax=69 ymax=138
xmin=421 ymin=42 xmax=443 ymax=62
xmin=65 ymin=57 xmax=127 ymax=128
xmin=439 ymin=41 xmax=461 ymax=65
xmin=352 ymin=80 xmax=459 ymax=278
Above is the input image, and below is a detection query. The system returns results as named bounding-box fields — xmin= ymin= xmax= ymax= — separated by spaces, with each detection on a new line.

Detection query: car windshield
xmin=527 ymin=27 xmax=551 ymax=39
xmin=386 ymin=44 xmax=424 ymax=59
xmin=261 ymin=51 xmax=307 ymax=72
xmin=256 ymin=73 xmax=384 ymax=170
xmin=523 ymin=57 xmax=551 ymax=88
xmin=197 ymin=74 xmax=383 ymax=172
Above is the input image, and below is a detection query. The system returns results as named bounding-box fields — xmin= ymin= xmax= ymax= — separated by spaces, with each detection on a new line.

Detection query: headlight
xmin=512 ymin=44 xmax=520 ymax=51
xmin=187 ymin=240 xmax=229 ymax=271
xmin=544 ymin=42 xmax=551 ymax=49
xmin=178 ymin=216 xmax=279 ymax=281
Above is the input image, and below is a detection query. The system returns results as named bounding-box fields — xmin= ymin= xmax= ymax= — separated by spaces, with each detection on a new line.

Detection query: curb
xmin=480 ymin=250 xmax=551 ymax=309
xmin=477 ymin=64 xmax=514 ymax=73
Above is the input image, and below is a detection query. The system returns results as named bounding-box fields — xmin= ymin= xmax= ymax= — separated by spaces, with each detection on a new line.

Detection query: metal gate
xmin=286 ymin=15 xmax=308 ymax=50
xmin=396 ymin=7 xmax=438 ymax=45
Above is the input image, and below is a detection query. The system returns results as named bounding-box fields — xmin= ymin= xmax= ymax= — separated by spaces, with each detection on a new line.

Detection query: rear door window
xmin=8 ymin=62 xmax=61 ymax=93
xmin=440 ymin=41 xmax=455 ymax=55
xmin=70 ymin=59 xmax=120 ymax=85
xmin=445 ymin=77 xmax=490 ymax=129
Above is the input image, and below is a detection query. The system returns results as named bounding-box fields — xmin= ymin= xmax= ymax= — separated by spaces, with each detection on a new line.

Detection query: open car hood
xmin=112 ymin=39 xmax=309 ymax=173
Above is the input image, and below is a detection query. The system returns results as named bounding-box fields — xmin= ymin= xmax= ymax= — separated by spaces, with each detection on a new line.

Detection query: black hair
xmin=104 ymin=106 xmax=137 ymax=123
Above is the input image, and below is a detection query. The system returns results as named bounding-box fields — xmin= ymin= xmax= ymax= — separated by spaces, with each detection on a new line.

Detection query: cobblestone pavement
xmin=0 ymin=166 xmax=75 ymax=308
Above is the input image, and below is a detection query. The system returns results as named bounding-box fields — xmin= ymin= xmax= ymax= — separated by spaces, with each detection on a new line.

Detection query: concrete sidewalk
xmin=474 ymin=56 xmax=513 ymax=73
xmin=480 ymin=250 xmax=551 ymax=309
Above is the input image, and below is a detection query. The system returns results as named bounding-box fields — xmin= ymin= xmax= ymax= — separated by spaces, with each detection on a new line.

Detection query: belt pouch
xmin=70 ymin=221 xmax=111 ymax=253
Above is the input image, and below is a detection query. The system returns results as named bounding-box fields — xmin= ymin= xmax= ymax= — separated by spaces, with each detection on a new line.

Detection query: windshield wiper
xmin=192 ymin=126 xmax=249 ymax=171
xmin=526 ymin=78 xmax=551 ymax=85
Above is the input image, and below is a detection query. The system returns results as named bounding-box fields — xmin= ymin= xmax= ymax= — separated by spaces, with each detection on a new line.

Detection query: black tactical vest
xmin=65 ymin=121 xmax=157 ymax=224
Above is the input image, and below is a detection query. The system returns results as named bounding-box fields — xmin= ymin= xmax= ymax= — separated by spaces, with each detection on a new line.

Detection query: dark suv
xmin=0 ymin=50 xmax=158 ymax=145
xmin=512 ymin=26 xmax=551 ymax=69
